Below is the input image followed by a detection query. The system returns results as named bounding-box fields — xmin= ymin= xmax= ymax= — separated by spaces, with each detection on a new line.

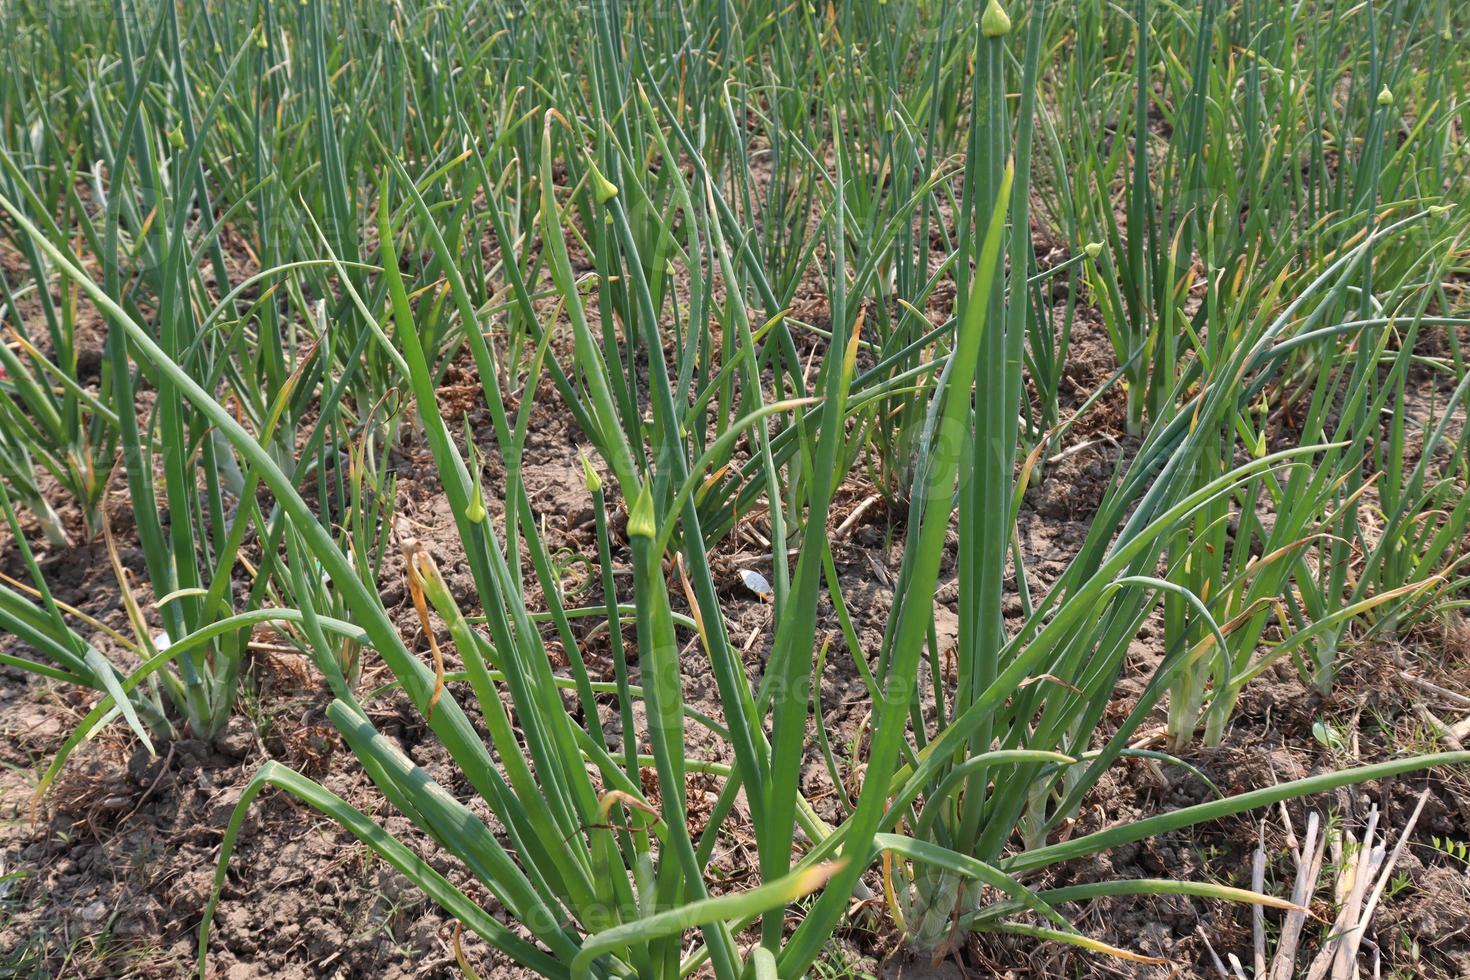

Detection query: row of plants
xmin=0 ymin=0 xmax=1466 ymax=976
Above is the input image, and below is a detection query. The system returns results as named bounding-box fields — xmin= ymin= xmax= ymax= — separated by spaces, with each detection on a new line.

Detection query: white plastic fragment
xmin=738 ymin=569 xmax=773 ymax=600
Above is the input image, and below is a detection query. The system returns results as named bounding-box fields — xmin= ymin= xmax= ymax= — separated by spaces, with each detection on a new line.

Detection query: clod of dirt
xmin=214 ymin=715 xmax=256 ymax=758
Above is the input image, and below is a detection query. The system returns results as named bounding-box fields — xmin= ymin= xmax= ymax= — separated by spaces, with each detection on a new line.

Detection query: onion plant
xmin=0 ymin=0 xmax=396 ymax=741
xmin=0 ymin=479 xmax=167 ymax=746
xmin=0 ymin=230 xmax=115 ymax=545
